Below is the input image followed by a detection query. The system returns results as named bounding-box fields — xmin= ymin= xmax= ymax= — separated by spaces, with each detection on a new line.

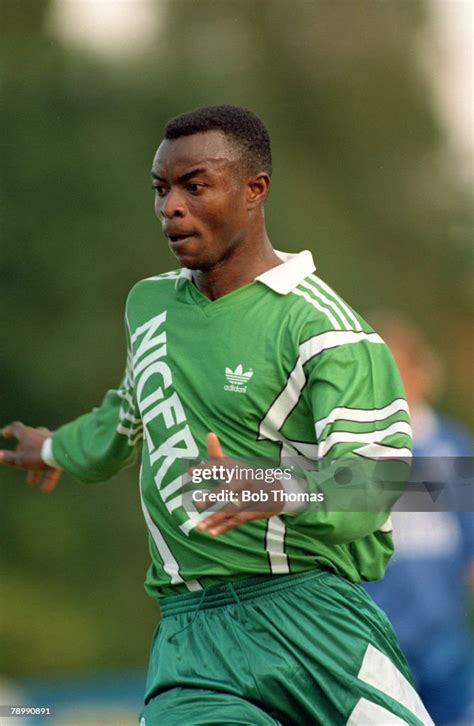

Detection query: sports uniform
xmin=46 ymin=250 xmax=432 ymax=724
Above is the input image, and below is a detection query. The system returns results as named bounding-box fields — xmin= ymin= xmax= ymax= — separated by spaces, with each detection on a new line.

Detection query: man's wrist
xmin=41 ymin=437 xmax=61 ymax=469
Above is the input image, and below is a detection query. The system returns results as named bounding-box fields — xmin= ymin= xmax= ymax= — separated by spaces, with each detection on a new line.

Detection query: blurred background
xmin=1 ymin=0 xmax=472 ymax=723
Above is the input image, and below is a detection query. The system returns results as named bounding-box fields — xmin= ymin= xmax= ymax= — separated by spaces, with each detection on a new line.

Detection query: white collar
xmin=256 ymin=250 xmax=316 ymax=294
xmin=178 ymin=249 xmax=316 ymax=295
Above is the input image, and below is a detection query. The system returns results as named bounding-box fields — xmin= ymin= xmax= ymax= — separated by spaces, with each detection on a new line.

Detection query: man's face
xmin=152 ymin=131 xmax=250 ymax=270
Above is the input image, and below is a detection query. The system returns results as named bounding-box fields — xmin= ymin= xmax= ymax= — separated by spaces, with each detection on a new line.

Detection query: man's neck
xmin=192 ymin=235 xmax=282 ymax=300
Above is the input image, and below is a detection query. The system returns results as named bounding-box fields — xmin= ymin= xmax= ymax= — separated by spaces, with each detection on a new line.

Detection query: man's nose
xmin=159 ymin=189 xmax=186 ymax=219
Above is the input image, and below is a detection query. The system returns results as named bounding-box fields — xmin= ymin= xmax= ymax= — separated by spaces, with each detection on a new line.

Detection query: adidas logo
xmin=224 ymin=364 xmax=253 ymax=394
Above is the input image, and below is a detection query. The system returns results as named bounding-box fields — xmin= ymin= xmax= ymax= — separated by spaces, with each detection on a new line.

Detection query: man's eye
xmin=152 ymin=185 xmax=167 ymax=196
xmin=187 ymin=183 xmax=204 ymax=193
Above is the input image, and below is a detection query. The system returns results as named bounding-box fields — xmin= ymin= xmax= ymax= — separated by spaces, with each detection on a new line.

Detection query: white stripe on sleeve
xmin=299 ymin=279 xmax=352 ymax=329
xmin=310 ymin=274 xmax=363 ymax=331
xmin=259 ymin=331 xmax=384 ymax=442
xmin=356 ymin=443 xmax=412 ymax=460
xmin=300 ymin=331 xmax=384 ymax=364
xmin=317 ymin=422 xmax=413 ymax=457
xmin=315 ymin=399 xmax=409 ymax=439
xmin=293 ymin=288 xmax=341 ymax=328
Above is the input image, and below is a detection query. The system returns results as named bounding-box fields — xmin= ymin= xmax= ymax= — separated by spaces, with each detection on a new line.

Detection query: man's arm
xmin=279 ymin=335 xmax=412 ymax=543
xmin=197 ymin=334 xmax=412 ymax=538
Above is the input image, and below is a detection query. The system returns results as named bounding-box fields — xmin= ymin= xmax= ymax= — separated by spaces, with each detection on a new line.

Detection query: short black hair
xmin=164 ymin=104 xmax=272 ymax=176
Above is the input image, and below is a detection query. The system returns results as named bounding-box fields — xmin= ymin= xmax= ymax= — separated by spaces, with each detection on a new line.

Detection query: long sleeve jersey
xmin=51 ymin=251 xmax=412 ymax=600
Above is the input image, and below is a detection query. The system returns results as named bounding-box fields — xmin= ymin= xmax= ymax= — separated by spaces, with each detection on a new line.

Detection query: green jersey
xmin=51 ymin=251 xmax=412 ymax=600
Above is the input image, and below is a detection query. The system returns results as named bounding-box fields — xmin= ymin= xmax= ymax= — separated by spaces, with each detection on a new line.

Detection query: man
xmin=365 ymin=313 xmax=474 ymax=726
xmin=0 ymin=105 xmax=432 ymax=725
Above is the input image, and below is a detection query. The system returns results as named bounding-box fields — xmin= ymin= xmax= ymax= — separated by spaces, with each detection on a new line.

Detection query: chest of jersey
xmin=130 ymin=293 xmax=300 ymax=460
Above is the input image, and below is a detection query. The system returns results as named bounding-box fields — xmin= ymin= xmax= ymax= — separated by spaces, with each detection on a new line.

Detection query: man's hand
xmin=193 ymin=433 xmax=284 ymax=536
xmin=0 ymin=421 xmax=62 ymax=493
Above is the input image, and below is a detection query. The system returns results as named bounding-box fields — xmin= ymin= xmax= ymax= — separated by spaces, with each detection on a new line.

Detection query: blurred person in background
xmin=365 ymin=312 xmax=474 ymax=726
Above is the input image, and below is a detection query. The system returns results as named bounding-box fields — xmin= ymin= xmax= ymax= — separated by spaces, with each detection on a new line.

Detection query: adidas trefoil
xmin=224 ymin=364 xmax=253 ymax=394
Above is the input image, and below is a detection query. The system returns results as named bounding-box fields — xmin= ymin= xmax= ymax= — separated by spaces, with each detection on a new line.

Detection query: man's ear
xmin=246 ymin=173 xmax=271 ymax=209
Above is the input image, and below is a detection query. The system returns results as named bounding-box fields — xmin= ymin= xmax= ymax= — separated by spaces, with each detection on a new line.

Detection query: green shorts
xmin=140 ymin=569 xmax=433 ymax=725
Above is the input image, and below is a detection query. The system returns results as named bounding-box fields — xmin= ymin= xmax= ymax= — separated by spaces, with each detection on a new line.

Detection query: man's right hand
xmin=0 ymin=421 xmax=62 ymax=493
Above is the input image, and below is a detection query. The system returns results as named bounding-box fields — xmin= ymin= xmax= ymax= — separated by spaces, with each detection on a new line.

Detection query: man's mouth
xmin=166 ymin=232 xmax=196 ymax=243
